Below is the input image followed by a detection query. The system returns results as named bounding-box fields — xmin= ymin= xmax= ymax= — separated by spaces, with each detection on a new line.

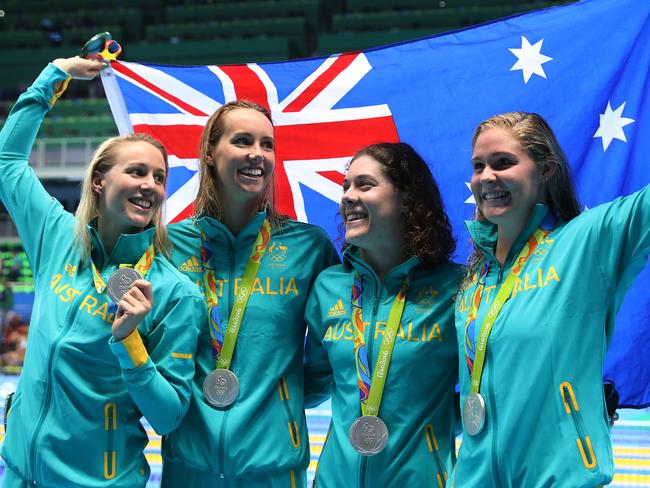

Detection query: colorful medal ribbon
xmin=91 ymin=244 xmax=155 ymax=294
xmin=464 ymin=227 xmax=550 ymax=394
xmin=351 ymin=272 xmax=409 ymax=417
xmin=463 ymin=260 xmax=489 ymax=375
xmin=200 ymin=219 xmax=272 ymax=370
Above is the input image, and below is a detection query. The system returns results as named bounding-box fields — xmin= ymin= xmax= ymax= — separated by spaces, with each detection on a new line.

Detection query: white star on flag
xmin=509 ymin=35 xmax=553 ymax=83
xmin=593 ymin=101 xmax=635 ymax=151
xmin=465 ymin=182 xmax=475 ymax=204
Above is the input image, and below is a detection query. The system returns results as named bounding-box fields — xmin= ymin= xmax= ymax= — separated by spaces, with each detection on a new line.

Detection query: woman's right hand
xmin=112 ymin=279 xmax=154 ymax=341
xmin=52 ymin=56 xmax=104 ymax=80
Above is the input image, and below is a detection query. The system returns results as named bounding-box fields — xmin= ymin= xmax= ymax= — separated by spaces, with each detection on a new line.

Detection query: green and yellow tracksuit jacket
xmin=452 ymin=188 xmax=650 ymax=488
xmin=0 ymin=63 xmax=205 ymax=488
xmin=163 ymin=213 xmax=339 ymax=483
xmin=304 ymin=247 xmax=462 ymax=488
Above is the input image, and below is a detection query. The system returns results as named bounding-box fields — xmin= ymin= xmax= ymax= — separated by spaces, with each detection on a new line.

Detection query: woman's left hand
xmin=112 ymin=279 xmax=153 ymax=341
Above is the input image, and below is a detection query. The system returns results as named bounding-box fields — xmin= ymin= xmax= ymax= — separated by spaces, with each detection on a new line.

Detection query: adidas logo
xmin=327 ymin=299 xmax=347 ymax=317
xmin=64 ymin=264 xmax=77 ymax=277
xmin=178 ymin=256 xmax=202 ymax=273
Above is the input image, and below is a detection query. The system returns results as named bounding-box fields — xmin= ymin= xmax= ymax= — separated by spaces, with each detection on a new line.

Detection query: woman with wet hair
xmin=162 ymin=100 xmax=339 ymax=487
xmin=452 ymin=111 xmax=649 ymax=487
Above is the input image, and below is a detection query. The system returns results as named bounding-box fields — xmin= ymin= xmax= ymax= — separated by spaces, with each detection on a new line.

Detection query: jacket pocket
xmin=277 ymin=377 xmax=300 ymax=449
xmin=104 ymin=402 xmax=118 ymax=480
xmin=559 ymin=382 xmax=597 ymax=470
xmin=424 ymin=423 xmax=448 ymax=487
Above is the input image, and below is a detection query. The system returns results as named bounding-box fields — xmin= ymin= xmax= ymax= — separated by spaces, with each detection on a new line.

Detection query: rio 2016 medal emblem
xmin=106 ymin=268 xmax=142 ymax=304
xmin=203 ymin=369 xmax=239 ymax=408
xmin=463 ymin=391 xmax=486 ymax=436
xmin=349 ymin=415 xmax=389 ymax=456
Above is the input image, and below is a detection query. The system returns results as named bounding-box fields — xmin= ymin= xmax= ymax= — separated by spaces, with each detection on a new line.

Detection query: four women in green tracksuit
xmin=304 ymin=143 xmax=462 ymax=487
xmin=2 ymin=58 xmax=646 ymax=487
xmin=161 ymin=100 xmax=339 ymax=487
xmin=452 ymin=112 xmax=649 ymax=487
xmin=0 ymin=57 xmax=205 ymax=487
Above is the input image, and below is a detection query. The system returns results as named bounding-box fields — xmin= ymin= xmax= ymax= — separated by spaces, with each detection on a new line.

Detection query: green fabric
xmin=164 ymin=213 xmax=339 ymax=479
xmin=161 ymin=461 xmax=307 ymax=488
xmin=304 ymin=247 xmax=462 ymax=487
xmin=0 ymin=64 xmax=205 ymax=488
xmin=453 ymin=193 xmax=650 ymax=487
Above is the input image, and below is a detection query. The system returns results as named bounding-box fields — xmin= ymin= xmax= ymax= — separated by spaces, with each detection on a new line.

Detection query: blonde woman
xmin=0 ymin=56 xmax=205 ymax=487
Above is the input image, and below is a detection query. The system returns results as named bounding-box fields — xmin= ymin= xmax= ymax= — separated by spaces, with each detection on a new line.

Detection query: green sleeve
xmin=0 ymin=63 xmax=74 ymax=275
xmin=590 ymin=184 xmax=650 ymax=296
xmin=320 ymin=232 xmax=341 ymax=271
xmin=111 ymin=293 xmax=205 ymax=435
xmin=304 ymin=283 xmax=333 ymax=409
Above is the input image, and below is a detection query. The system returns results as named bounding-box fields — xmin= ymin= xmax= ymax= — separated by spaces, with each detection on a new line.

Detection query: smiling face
xmin=340 ymin=155 xmax=404 ymax=255
xmin=94 ymin=140 xmax=166 ymax=242
xmin=209 ymin=108 xmax=275 ymax=209
xmin=471 ymin=127 xmax=546 ymax=236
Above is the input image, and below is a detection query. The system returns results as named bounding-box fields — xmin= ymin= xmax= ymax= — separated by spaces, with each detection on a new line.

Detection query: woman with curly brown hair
xmin=304 ymin=142 xmax=462 ymax=487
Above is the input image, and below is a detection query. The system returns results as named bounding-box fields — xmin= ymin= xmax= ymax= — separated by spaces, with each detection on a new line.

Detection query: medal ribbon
xmin=91 ymin=244 xmax=155 ymax=294
xmin=200 ymin=219 xmax=272 ymax=370
xmin=351 ymin=272 xmax=409 ymax=417
xmin=465 ymin=227 xmax=549 ymax=394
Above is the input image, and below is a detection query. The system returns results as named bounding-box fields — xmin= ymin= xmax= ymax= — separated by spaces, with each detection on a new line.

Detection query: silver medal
xmin=463 ymin=391 xmax=486 ymax=436
xmin=106 ymin=267 xmax=143 ymax=304
xmin=202 ymin=369 xmax=239 ymax=408
xmin=349 ymin=415 xmax=389 ymax=456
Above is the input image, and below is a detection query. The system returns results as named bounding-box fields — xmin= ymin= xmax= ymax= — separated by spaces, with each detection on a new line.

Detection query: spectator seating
xmin=0 ymin=0 xmax=573 ymax=140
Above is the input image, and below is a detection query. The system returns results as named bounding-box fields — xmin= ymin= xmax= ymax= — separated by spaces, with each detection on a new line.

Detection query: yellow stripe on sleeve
xmin=171 ymin=352 xmax=193 ymax=359
xmin=121 ymin=328 xmax=148 ymax=368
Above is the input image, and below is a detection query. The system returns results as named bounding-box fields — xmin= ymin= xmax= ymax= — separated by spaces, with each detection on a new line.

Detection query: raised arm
xmin=0 ymin=58 xmax=102 ymax=272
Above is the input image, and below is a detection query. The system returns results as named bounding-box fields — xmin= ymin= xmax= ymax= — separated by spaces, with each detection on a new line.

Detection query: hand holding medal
xmin=110 ymin=273 xmax=153 ymax=341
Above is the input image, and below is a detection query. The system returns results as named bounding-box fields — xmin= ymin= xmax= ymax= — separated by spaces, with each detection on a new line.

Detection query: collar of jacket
xmin=195 ymin=210 xmax=268 ymax=246
xmin=87 ymin=223 xmax=157 ymax=269
xmin=343 ymin=245 xmax=420 ymax=294
xmin=464 ymin=203 xmax=556 ymax=267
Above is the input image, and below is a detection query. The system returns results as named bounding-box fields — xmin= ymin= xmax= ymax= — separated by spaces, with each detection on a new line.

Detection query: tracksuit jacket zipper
xmin=28 ymin=280 xmax=95 ymax=483
xmin=359 ymin=279 xmax=382 ymax=488
xmin=217 ymin=245 xmax=235 ymax=478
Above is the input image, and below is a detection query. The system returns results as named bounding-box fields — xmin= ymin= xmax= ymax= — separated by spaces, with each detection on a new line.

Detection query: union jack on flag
xmin=102 ymin=0 xmax=650 ymax=408
xmin=102 ymin=52 xmax=398 ymax=227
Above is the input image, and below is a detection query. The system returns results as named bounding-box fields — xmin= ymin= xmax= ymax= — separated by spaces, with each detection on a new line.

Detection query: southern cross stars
xmin=593 ymin=101 xmax=635 ymax=151
xmin=509 ymin=35 xmax=553 ymax=84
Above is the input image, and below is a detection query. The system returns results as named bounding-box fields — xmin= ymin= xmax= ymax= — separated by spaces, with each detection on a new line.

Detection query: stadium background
xmin=0 ymin=0 xmax=647 ymax=486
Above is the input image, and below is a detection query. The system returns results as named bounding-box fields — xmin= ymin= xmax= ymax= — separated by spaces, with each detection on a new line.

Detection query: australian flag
xmin=101 ymin=0 xmax=650 ymax=408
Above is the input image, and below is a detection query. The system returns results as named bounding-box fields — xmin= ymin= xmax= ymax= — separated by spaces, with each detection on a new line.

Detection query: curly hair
xmin=194 ymin=100 xmax=283 ymax=225
xmin=348 ymin=142 xmax=455 ymax=266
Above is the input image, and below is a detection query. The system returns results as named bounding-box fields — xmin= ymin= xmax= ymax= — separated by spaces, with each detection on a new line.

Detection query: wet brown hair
xmin=194 ymin=100 xmax=283 ymax=224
